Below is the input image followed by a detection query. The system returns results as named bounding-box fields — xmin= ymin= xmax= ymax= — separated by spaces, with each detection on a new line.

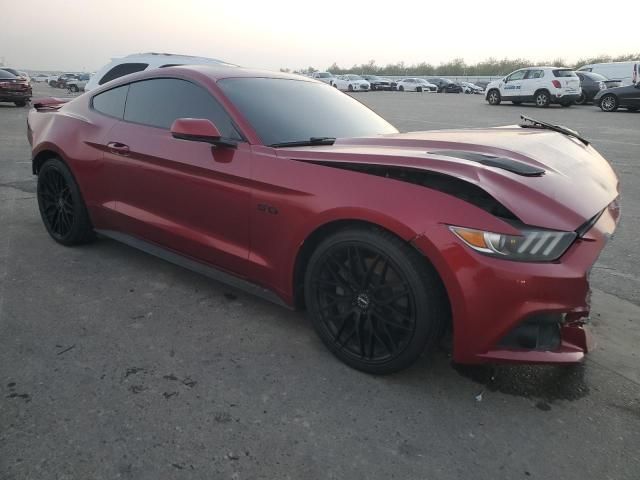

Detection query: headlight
xmin=449 ymin=226 xmax=576 ymax=262
xmin=599 ymin=82 xmax=606 ymax=90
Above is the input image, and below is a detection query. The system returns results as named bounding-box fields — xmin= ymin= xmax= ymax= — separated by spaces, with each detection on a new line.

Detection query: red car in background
xmin=0 ymin=69 xmax=32 ymax=106
xmin=27 ymin=66 xmax=619 ymax=374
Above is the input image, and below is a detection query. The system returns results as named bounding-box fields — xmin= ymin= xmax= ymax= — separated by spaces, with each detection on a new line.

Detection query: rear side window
xmin=0 ymin=69 xmax=15 ymax=79
xmin=525 ymin=69 xmax=544 ymax=79
xmin=553 ymin=69 xmax=577 ymax=78
xmin=123 ymin=78 xmax=241 ymax=139
xmin=92 ymin=85 xmax=129 ymax=119
xmin=99 ymin=63 xmax=148 ymax=85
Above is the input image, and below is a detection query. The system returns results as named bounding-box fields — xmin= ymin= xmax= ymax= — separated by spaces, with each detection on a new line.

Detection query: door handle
xmin=107 ymin=142 xmax=130 ymax=156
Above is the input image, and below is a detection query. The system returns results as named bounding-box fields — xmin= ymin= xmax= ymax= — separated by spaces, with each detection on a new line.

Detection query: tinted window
xmin=218 ymin=78 xmax=397 ymax=146
xmin=99 ymin=63 xmax=148 ymax=85
xmin=0 ymin=69 xmax=16 ymax=79
xmin=92 ymin=85 xmax=129 ymax=119
xmin=553 ymin=69 xmax=577 ymax=77
xmin=123 ymin=78 xmax=241 ymax=139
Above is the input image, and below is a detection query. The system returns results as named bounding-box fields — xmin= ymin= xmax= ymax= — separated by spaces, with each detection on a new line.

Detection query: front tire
xmin=535 ymin=90 xmax=551 ymax=108
xmin=348 ymin=84 xmax=353 ymax=92
xmin=487 ymin=89 xmax=501 ymax=105
xmin=304 ymin=226 xmax=446 ymax=374
xmin=398 ymin=85 xmax=404 ymax=92
xmin=37 ymin=158 xmax=95 ymax=246
xmin=600 ymin=94 xmax=618 ymax=112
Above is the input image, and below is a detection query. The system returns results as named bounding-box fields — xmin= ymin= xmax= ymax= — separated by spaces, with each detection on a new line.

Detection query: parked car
xmin=474 ymin=80 xmax=491 ymax=90
xmin=49 ymin=73 xmax=80 ymax=88
xmin=333 ymin=74 xmax=370 ymax=92
xmin=395 ymin=78 xmax=437 ymax=92
xmin=28 ymin=65 xmax=619 ymax=373
xmin=31 ymin=74 xmax=49 ymax=83
xmin=485 ymin=67 xmax=581 ymax=107
xmin=361 ymin=75 xmax=393 ymax=91
xmin=84 ymin=52 xmax=237 ymax=92
xmin=594 ymin=83 xmax=640 ymax=112
xmin=575 ymin=72 xmax=609 ymax=105
xmin=0 ymin=69 xmax=32 ymax=106
xmin=458 ymin=81 xmax=484 ymax=94
xmin=311 ymin=72 xmax=336 ymax=86
xmin=577 ymin=61 xmax=640 ymax=86
xmin=426 ymin=77 xmax=462 ymax=93
xmin=66 ymin=74 xmax=92 ymax=93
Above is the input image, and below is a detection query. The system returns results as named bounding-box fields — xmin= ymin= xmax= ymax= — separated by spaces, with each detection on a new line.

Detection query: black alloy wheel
xmin=305 ymin=227 xmax=446 ymax=374
xmin=37 ymin=158 xmax=95 ymax=245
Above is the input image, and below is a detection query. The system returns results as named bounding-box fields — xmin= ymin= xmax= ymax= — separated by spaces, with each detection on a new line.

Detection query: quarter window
xmin=123 ymin=78 xmax=241 ymax=139
xmin=91 ymin=85 xmax=129 ymax=119
xmin=99 ymin=63 xmax=149 ymax=85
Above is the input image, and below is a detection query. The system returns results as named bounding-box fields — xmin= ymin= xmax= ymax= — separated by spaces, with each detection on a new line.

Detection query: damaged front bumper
xmin=413 ymin=199 xmax=620 ymax=365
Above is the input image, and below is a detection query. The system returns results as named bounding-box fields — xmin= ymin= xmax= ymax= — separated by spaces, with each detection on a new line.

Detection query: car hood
xmin=276 ymin=127 xmax=619 ymax=232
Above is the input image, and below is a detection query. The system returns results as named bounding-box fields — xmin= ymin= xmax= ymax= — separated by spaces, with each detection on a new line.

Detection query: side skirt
xmin=96 ymin=229 xmax=292 ymax=310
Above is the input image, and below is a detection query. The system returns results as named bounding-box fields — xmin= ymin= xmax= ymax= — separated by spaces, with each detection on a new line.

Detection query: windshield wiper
xmin=519 ymin=115 xmax=590 ymax=146
xmin=269 ymin=137 xmax=336 ymax=148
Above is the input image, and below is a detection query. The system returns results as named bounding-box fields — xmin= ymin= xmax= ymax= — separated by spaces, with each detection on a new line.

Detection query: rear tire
xmin=416 ymin=87 xmax=422 ymax=92
xmin=14 ymin=100 xmax=27 ymax=107
xmin=399 ymin=85 xmax=404 ymax=92
xmin=37 ymin=157 xmax=95 ymax=246
xmin=487 ymin=89 xmax=501 ymax=105
xmin=575 ymin=91 xmax=587 ymax=105
xmin=304 ymin=226 xmax=446 ymax=374
xmin=348 ymin=84 xmax=353 ymax=92
xmin=534 ymin=90 xmax=551 ymax=108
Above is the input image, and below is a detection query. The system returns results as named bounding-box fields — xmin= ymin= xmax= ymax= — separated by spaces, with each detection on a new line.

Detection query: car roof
xmin=95 ymin=64 xmax=319 ymax=90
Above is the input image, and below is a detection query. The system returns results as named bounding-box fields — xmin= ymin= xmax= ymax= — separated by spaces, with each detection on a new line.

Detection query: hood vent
xmin=429 ymin=150 xmax=545 ymax=177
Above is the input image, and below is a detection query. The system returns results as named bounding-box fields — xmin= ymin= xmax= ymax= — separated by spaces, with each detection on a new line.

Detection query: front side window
xmin=218 ymin=77 xmax=397 ymax=146
xmin=123 ymin=78 xmax=241 ymax=139
xmin=506 ymin=70 xmax=527 ymax=81
xmin=99 ymin=63 xmax=149 ymax=85
xmin=92 ymin=85 xmax=129 ymax=119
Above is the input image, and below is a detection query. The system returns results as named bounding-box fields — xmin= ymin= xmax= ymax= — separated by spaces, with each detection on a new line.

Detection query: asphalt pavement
xmin=1 ymin=84 xmax=638 ymax=480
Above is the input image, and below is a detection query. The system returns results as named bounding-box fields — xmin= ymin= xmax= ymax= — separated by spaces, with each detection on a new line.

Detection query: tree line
xmin=281 ymin=53 xmax=640 ymax=76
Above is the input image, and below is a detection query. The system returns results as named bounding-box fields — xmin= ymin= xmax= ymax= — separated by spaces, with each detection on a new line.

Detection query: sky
xmin=2 ymin=0 xmax=639 ymax=72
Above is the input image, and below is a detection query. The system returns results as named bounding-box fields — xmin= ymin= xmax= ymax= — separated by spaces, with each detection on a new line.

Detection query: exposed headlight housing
xmin=449 ymin=226 xmax=577 ymax=262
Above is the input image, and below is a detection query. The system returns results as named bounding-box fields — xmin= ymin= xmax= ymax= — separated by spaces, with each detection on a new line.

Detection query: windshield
xmin=317 ymin=73 xmax=331 ymax=78
xmin=218 ymin=77 xmax=398 ymax=146
xmin=0 ymin=69 xmax=16 ymax=79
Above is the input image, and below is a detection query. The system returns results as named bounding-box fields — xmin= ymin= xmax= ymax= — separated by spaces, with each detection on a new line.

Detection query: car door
xmin=522 ymin=69 xmax=543 ymax=98
xmin=103 ymin=77 xmax=252 ymax=276
xmin=500 ymin=69 xmax=526 ymax=99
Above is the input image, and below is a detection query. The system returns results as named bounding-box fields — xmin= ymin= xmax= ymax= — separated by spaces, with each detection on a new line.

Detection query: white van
xmin=577 ymin=61 xmax=639 ymax=86
xmin=84 ymin=53 xmax=237 ymax=92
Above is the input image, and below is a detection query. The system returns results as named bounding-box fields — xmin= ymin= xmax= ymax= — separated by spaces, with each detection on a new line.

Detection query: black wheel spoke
xmin=313 ymin=241 xmax=417 ymax=363
xmin=39 ymin=168 xmax=75 ymax=238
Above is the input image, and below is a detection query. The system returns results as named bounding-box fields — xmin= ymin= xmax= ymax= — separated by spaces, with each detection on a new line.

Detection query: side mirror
xmin=170 ymin=118 xmax=236 ymax=148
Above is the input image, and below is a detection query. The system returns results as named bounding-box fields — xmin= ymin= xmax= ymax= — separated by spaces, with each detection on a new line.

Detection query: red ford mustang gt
xmin=27 ymin=65 xmax=620 ymax=374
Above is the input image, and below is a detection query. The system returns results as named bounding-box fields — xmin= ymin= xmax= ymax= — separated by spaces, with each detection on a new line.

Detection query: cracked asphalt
xmin=1 ymin=85 xmax=639 ymax=479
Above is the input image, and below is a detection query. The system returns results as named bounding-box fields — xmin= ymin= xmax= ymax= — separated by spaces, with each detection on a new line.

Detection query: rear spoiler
xmin=32 ymin=97 xmax=72 ymax=111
